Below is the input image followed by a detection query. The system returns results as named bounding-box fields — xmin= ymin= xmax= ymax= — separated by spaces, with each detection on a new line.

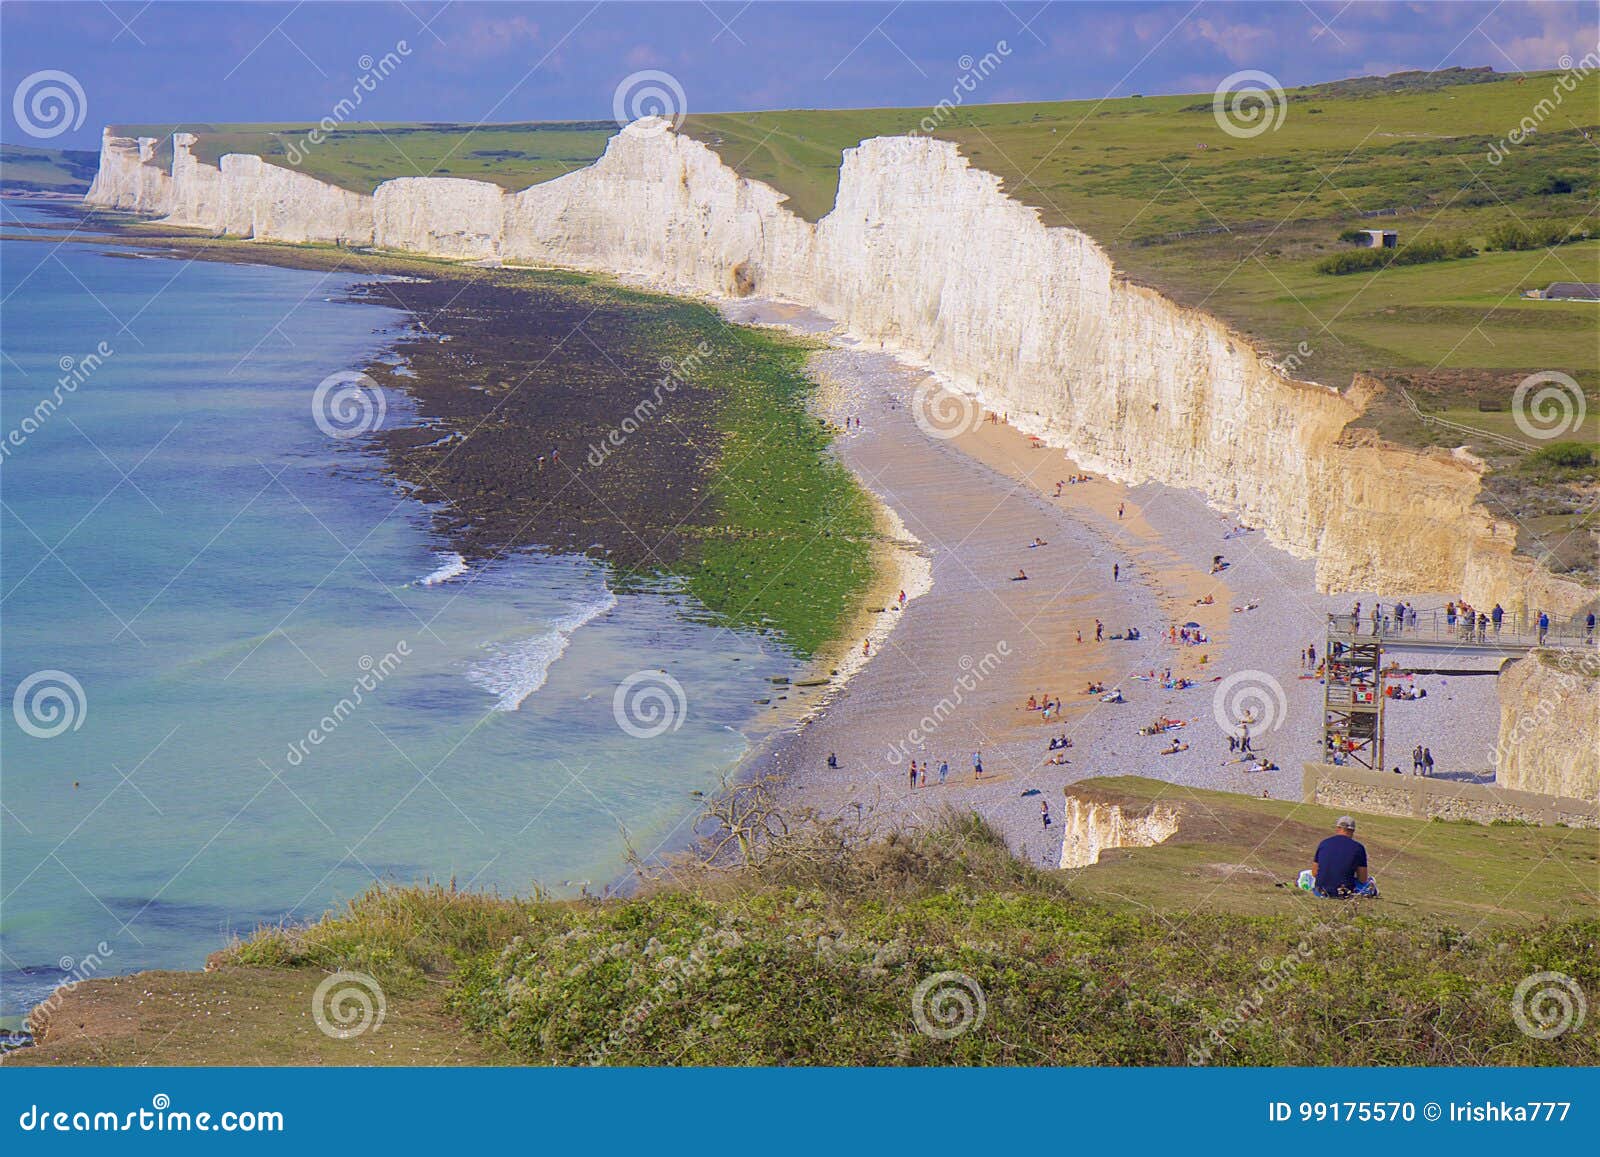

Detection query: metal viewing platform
xmin=1320 ymin=606 xmax=1595 ymax=773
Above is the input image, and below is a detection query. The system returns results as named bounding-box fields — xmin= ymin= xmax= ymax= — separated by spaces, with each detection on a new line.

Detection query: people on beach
xmin=863 ymin=639 xmax=870 ymax=657
xmin=939 ymin=760 xmax=949 ymax=785
xmin=1013 ymin=569 xmax=1028 ymax=581
xmin=919 ymin=763 xmax=928 ymax=788
xmin=1588 ymin=611 xmax=1596 ymax=643
xmin=1422 ymin=747 xmax=1434 ymax=776
xmin=972 ymin=751 xmax=983 ymax=779
xmin=1118 ymin=502 xmax=1125 ymax=520
xmin=1029 ymin=537 xmax=1048 ymax=548
xmin=1095 ymin=619 xmax=1104 ymax=642
xmin=898 ymin=589 xmax=907 ymax=609
xmin=1538 ymin=611 xmax=1550 ymax=645
xmin=827 ymin=752 xmax=839 ymax=769
xmin=1041 ymin=799 xmax=1052 ymax=829
xmin=1112 ymin=562 xmax=1119 ymax=582
xmin=909 ymin=763 xmax=919 ymax=790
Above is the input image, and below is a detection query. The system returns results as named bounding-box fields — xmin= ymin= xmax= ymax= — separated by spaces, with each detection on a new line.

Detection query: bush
xmin=1529 ymin=442 xmax=1597 ymax=470
xmin=1315 ymin=236 xmax=1476 ymax=275
xmin=1486 ymin=220 xmax=1582 ymax=251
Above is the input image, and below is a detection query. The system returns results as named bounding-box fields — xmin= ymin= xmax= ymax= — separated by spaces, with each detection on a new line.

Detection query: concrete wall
xmin=1302 ymin=762 xmax=1598 ymax=828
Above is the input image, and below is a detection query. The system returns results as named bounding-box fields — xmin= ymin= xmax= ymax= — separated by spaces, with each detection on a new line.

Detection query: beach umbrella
xmin=1183 ymin=621 xmax=1201 ymax=628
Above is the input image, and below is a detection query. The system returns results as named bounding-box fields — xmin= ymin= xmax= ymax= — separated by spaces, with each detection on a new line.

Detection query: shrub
xmin=1315 ymin=236 xmax=1476 ymax=275
xmin=1529 ymin=442 xmax=1597 ymax=470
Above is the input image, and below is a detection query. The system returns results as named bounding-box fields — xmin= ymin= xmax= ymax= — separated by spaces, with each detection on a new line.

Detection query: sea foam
xmin=467 ymin=590 xmax=619 ymax=712
xmin=418 ymin=551 xmax=469 ymax=586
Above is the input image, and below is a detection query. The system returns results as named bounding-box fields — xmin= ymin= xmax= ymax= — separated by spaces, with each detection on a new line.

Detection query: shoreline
xmin=6 ymin=199 xmax=1504 ymax=876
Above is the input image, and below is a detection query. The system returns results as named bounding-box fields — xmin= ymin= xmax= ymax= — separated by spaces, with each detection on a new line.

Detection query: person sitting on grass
xmin=1310 ymin=816 xmax=1378 ymax=898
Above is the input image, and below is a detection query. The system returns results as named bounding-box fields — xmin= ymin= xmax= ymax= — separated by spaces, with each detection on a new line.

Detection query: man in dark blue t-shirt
xmin=1311 ymin=816 xmax=1375 ymax=898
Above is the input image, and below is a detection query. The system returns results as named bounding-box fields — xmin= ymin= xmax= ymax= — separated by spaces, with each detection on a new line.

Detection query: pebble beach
xmin=724 ymin=299 xmax=1504 ymax=868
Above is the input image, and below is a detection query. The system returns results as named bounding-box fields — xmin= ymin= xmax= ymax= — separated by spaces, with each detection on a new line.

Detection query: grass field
xmin=0 ymin=144 xmax=98 ymax=193
xmin=12 ymin=786 xmax=1596 ymax=1066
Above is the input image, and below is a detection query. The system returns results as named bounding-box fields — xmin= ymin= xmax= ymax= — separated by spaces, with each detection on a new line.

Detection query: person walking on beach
xmin=939 ymin=760 xmax=948 ymax=785
xmin=898 ymin=589 xmax=907 ymax=610
xmin=1112 ymin=562 xmax=1120 ymax=582
xmin=909 ymin=763 xmax=919 ymax=790
xmin=1095 ymin=619 xmax=1104 ymax=642
xmin=972 ymin=751 xmax=983 ymax=780
xmin=1041 ymin=799 xmax=1052 ymax=829
xmin=1412 ymin=744 xmax=1424 ymax=775
xmin=919 ymin=763 xmax=928 ymax=788
xmin=1587 ymin=611 xmax=1595 ymax=643
xmin=1422 ymin=748 xmax=1434 ymax=777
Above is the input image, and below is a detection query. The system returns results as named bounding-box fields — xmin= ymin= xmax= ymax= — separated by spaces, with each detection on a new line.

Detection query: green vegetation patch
xmin=165 ymin=797 xmax=1600 ymax=1066
xmin=0 ymin=144 xmax=99 ymax=193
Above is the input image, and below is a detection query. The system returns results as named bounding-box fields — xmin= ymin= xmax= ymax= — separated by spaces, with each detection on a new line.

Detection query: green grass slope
xmin=11 ymin=786 xmax=1597 ymax=1067
xmin=0 ymin=144 xmax=99 ymax=193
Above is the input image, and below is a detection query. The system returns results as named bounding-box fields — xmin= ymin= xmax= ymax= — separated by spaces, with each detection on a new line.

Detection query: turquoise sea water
xmin=0 ymin=204 xmax=794 ymax=1017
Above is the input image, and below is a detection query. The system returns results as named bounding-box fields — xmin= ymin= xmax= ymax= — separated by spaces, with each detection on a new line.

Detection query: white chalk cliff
xmin=84 ymin=121 xmax=1595 ymax=621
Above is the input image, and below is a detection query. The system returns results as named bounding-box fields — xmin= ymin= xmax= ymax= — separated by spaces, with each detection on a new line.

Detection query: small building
xmin=1359 ymin=229 xmax=1398 ymax=249
xmin=1535 ymin=282 xmax=1600 ymax=301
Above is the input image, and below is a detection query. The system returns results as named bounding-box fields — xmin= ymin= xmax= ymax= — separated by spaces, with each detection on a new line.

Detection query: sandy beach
xmin=726 ymin=299 xmax=1503 ymax=868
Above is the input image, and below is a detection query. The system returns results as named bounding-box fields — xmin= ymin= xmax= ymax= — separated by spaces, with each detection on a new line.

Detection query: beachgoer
xmin=1412 ymin=744 xmax=1423 ymax=775
xmin=1422 ymin=747 xmax=1434 ymax=776
xmin=1587 ymin=611 xmax=1596 ymax=643
xmin=938 ymin=760 xmax=949 ymax=785
xmin=1014 ymin=569 xmax=1028 ymax=581
xmin=863 ymin=639 xmax=870 ymax=657
xmin=1310 ymin=816 xmax=1376 ymax=898
xmin=1112 ymin=562 xmax=1119 ymax=582
xmin=1041 ymin=799 xmax=1052 ymax=829
xmin=919 ymin=764 xmax=928 ymax=788
xmin=1117 ymin=502 xmax=1124 ymax=520
xmin=1075 ymin=629 xmax=1083 ymax=644
xmin=1538 ymin=611 xmax=1550 ymax=645
xmin=898 ymin=589 xmax=907 ymax=609
xmin=909 ymin=763 xmax=918 ymax=790
xmin=1095 ymin=619 xmax=1104 ymax=643
xmin=826 ymin=752 xmax=839 ymax=769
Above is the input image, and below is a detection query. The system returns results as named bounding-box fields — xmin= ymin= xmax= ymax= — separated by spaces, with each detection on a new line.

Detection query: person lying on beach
xmin=1252 ymin=758 xmax=1279 ymax=772
xmin=1047 ymin=734 xmax=1072 ymax=750
xmin=1028 ymin=537 xmax=1048 ymax=548
xmin=1194 ymin=594 xmax=1214 ymax=605
xmin=1160 ymin=741 xmax=1189 ymax=755
xmin=1013 ymin=570 xmax=1029 ymax=581
xmin=1233 ymin=601 xmax=1259 ymax=613
xmin=1100 ymin=688 xmax=1125 ymax=703
xmin=1045 ymin=753 xmax=1069 ymax=766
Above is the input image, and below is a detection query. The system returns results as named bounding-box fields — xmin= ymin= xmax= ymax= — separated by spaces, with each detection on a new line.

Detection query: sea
xmin=0 ymin=202 xmax=797 ymax=1020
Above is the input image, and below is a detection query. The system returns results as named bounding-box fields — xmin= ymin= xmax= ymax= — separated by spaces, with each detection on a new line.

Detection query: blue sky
xmin=4 ymin=1 xmax=1596 ymax=149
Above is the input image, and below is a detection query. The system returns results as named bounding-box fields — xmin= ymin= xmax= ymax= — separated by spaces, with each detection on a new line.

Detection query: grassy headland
xmin=0 ymin=144 xmax=99 ymax=194
xmin=11 ymin=783 xmax=1597 ymax=1066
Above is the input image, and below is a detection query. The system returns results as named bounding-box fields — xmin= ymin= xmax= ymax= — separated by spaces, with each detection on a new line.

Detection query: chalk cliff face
xmin=1059 ymin=795 xmax=1181 ymax=869
xmin=84 ymin=130 xmax=173 ymax=215
xmin=83 ymin=120 xmax=1595 ymax=620
xmin=1495 ymin=652 xmax=1600 ymax=800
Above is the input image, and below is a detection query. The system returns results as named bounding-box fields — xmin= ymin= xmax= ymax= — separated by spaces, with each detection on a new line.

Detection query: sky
xmin=3 ymin=1 xmax=1597 ymax=150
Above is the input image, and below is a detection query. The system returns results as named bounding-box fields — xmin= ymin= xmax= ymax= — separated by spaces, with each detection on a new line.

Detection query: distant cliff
xmin=85 ymin=123 xmax=1596 ymax=621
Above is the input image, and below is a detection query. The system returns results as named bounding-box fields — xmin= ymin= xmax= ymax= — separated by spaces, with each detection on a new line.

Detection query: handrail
xmin=1397 ymin=387 xmax=1534 ymax=453
xmin=1327 ymin=607 xmax=1594 ymax=652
